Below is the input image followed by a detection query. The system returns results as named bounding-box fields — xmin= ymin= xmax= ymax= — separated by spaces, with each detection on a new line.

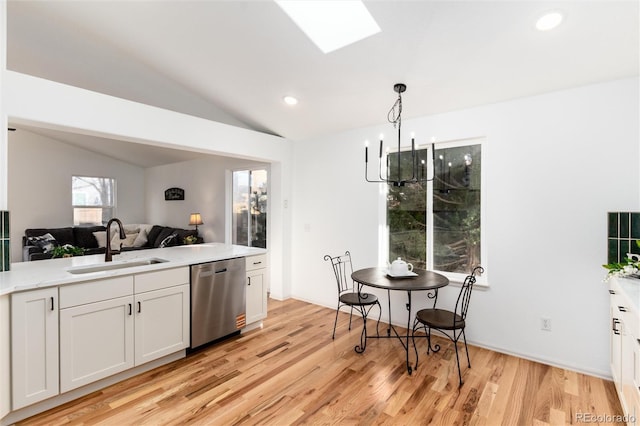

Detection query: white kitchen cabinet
xmin=609 ymin=278 xmax=640 ymax=425
xmin=245 ymin=254 xmax=268 ymax=326
xmin=11 ymin=288 xmax=59 ymax=409
xmin=59 ymin=276 xmax=134 ymax=393
xmin=59 ymin=268 xmax=190 ymax=393
xmin=134 ymin=284 xmax=190 ymax=365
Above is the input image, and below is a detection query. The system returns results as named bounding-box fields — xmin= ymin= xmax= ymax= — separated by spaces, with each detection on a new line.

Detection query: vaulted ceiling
xmin=6 ymin=1 xmax=639 ymax=163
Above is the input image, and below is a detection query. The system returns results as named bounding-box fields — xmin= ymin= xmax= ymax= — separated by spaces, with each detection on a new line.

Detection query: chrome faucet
xmin=105 ymin=218 xmax=126 ymax=262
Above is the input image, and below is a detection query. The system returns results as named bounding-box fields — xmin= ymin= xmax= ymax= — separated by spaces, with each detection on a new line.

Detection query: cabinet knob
xmin=609 ymin=290 xmax=616 ymax=294
xmin=618 ymin=306 xmax=627 ymax=312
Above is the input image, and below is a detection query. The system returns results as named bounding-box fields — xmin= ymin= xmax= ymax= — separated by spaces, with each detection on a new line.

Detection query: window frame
xmin=383 ymin=137 xmax=488 ymax=286
xmin=71 ymin=175 xmax=117 ymax=226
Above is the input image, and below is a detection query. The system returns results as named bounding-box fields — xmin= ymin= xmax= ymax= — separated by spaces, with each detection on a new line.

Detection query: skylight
xmin=275 ymin=0 xmax=381 ymax=54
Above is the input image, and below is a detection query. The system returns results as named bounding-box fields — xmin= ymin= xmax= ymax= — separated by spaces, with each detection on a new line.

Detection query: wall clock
xmin=164 ymin=187 xmax=185 ymax=201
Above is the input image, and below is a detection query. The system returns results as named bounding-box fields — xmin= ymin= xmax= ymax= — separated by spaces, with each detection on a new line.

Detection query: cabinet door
xmin=134 ymin=284 xmax=189 ymax=366
xmin=611 ymin=296 xmax=623 ymax=392
xmin=60 ymin=296 xmax=134 ymax=393
xmin=246 ymin=270 xmax=266 ymax=325
xmin=11 ymin=288 xmax=59 ymax=409
xmin=623 ymin=333 xmax=640 ymax=426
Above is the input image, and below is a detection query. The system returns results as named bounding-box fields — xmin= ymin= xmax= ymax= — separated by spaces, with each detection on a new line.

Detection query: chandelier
xmin=364 ymin=83 xmax=435 ymax=187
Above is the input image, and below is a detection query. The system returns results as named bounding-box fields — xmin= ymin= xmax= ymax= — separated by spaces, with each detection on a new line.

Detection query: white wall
xmin=145 ymin=156 xmax=268 ymax=244
xmin=7 ymin=128 xmax=145 ymax=262
xmin=290 ymin=77 xmax=640 ymax=378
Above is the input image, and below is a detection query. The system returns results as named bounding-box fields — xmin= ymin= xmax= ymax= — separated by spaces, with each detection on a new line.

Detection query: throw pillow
xmin=123 ymin=224 xmax=140 ymax=234
xmin=133 ymin=227 xmax=150 ymax=247
xmin=146 ymin=226 xmax=164 ymax=248
xmin=93 ymin=231 xmax=107 ymax=248
xmin=111 ymin=232 xmax=138 ymax=250
xmin=153 ymin=227 xmax=174 ymax=248
xmin=27 ymin=233 xmax=58 ymax=253
xmin=159 ymin=233 xmax=178 ymax=248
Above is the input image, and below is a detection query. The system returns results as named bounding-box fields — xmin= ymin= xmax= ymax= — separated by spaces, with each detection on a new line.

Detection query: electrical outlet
xmin=541 ymin=317 xmax=552 ymax=331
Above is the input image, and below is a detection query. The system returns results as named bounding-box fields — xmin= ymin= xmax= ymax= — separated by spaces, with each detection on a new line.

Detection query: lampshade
xmin=189 ymin=213 xmax=203 ymax=226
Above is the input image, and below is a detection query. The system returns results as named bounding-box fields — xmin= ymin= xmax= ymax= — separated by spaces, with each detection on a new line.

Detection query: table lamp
xmin=189 ymin=213 xmax=203 ymax=233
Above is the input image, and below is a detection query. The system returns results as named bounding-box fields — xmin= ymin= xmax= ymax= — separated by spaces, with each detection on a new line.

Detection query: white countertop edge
xmin=0 ymin=243 xmax=267 ymax=296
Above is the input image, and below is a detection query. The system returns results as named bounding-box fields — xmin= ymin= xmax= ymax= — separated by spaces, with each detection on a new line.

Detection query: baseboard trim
xmin=463 ymin=339 xmax=612 ymax=381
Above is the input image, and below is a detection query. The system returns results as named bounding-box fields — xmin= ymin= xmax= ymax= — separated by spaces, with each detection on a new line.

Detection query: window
xmin=72 ymin=176 xmax=115 ymax=225
xmin=387 ymin=140 xmax=483 ymax=278
xmin=232 ymin=169 xmax=268 ymax=248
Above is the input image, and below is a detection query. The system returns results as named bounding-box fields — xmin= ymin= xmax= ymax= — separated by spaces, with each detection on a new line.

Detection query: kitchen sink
xmin=66 ymin=258 xmax=169 ymax=274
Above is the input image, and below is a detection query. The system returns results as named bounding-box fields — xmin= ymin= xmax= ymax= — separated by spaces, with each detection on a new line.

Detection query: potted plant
xmin=51 ymin=244 xmax=85 ymax=258
xmin=183 ymin=235 xmax=198 ymax=245
xmin=603 ymin=240 xmax=640 ymax=280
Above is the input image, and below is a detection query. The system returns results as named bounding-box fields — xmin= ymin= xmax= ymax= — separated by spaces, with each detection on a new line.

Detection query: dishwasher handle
xmin=194 ymin=266 xmax=229 ymax=278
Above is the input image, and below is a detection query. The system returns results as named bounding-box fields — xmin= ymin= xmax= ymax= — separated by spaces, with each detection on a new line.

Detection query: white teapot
xmin=389 ymin=257 xmax=413 ymax=276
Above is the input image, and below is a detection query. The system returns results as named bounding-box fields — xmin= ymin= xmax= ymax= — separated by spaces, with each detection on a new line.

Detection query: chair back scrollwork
xmin=454 ymin=266 xmax=484 ymax=327
xmin=324 ymin=251 xmax=355 ymax=295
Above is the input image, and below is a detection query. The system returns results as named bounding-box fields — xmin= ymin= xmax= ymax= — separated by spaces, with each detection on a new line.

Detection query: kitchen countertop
xmin=616 ymin=276 xmax=640 ymax=313
xmin=0 ymin=243 xmax=266 ymax=296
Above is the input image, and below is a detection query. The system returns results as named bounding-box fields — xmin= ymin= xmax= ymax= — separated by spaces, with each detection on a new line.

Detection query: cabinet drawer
xmin=246 ymin=254 xmax=267 ymax=271
xmin=134 ymin=267 xmax=189 ymax=293
xmin=60 ymin=276 xmax=133 ymax=309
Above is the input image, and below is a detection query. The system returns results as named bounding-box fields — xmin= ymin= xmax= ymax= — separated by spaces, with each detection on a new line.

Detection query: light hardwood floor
xmin=18 ymin=298 xmax=623 ymax=425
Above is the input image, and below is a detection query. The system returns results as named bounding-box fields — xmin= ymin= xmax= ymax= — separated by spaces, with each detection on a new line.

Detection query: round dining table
xmin=351 ymin=267 xmax=449 ymax=374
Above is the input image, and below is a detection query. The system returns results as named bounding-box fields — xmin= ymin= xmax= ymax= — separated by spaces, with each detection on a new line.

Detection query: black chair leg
xmin=375 ymin=301 xmax=382 ymax=337
xmin=348 ymin=306 xmax=354 ymax=330
xmin=332 ymin=303 xmax=341 ymax=339
xmin=462 ymin=329 xmax=471 ymax=368
xmin=355 ymin=306 xmax=368 ymax=353
xmin=453 ymin=339 xmax=463 ymax=387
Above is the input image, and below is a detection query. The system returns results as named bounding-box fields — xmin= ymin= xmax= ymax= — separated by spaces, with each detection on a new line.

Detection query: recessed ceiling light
xmin=275 ymin=0 xmax=381 ymax=54
xmin=283 ymin=96 xmax=298 ymax=106
xmin=536 ymin=11 xmax=564 ymax=31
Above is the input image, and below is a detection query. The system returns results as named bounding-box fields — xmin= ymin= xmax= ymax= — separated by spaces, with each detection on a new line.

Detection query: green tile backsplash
xmin=1 ymin=211 xmax=9 ymax=271
xmin=608 ymin=211 xmax=640 ymax=264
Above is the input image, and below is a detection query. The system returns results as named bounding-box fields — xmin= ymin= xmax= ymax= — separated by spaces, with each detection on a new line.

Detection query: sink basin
xmin=67 ymin=258 xmax=169 ymax=274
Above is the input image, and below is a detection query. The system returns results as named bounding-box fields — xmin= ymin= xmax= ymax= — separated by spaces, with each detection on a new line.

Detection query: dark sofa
xmin=23 ymin=225 xmax=200 ymax=261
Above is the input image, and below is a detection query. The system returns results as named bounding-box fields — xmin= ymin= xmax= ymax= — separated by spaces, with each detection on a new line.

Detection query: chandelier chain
xmin=387 ymin=93 xmax=402 ymax=129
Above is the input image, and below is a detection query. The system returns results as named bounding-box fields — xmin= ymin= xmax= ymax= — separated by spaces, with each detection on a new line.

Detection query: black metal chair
xmin=411 ymin=266 xmax=484 ymax=387
xmin=324 ymin=251 xmax=381 ymax=348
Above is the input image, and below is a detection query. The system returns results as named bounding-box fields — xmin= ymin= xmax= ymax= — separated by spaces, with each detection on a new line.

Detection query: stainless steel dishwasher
xmin=190 ymin=257 xmax=246 ymax=348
